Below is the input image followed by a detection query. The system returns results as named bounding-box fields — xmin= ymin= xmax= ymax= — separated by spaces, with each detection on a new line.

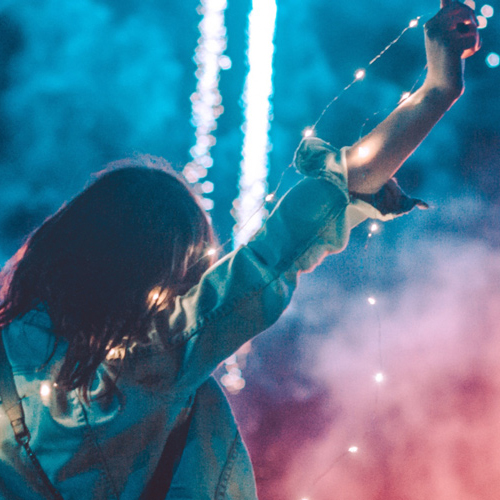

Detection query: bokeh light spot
xmin=477 ymin=15 xmax=488 ymax=28
xmin=480 ymin=5 xmax=494 ymax=18
xmin=486 ymin=52 xmax=499 ymax=68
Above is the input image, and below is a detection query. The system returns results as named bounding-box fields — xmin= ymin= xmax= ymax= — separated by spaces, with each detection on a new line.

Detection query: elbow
xmin=346 ymin=162 xmax=387 ymax=194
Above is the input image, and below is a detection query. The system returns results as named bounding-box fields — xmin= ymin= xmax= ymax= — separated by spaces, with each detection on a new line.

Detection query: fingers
xmin=460 ymin=25 xmax=482 ymax=58
xmin=448 ymin=5 xmax=481 ymax=58
xmin=428 ymin=2 xmax=479 ymax=36
xmin=425 ymin=0 xmax=481 ymax=59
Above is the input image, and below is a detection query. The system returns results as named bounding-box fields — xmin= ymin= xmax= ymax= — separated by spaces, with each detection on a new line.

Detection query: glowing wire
xmin=232 ymin=0 xmax=278 ymax=247
xmin=369 ymin=17 xmax=421 ymax=66
xmin=309 ymin=16 xmax=423 ymax=134
xmin=184 ymin=0 xmax=229 ymax=211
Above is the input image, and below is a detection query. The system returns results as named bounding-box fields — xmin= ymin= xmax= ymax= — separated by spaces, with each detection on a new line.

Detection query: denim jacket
xmin=0 ymin=138 xmax=421 ymax=499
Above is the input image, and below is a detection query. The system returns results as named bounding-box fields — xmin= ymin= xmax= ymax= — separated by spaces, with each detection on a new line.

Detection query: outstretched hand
xmin=345 ymin=0 xmax=480 ymax=194
xmin=424 ymin=0 xmax=481 ymax=97
xmin=435 ymin=0 xmax=481 ymax=58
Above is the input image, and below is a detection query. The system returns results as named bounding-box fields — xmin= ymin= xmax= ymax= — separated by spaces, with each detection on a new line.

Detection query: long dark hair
xmin=0 ymin=158 xmax=216 ymax=398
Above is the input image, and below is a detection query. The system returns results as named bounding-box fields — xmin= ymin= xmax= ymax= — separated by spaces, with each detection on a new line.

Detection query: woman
xmin=0 ymin=2 xmax=480 ymax=499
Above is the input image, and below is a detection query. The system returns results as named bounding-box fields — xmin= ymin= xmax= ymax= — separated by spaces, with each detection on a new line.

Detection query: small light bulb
xmin=302 ymin=127 xmax=314 ymax=138
xmin=368 ymin=297 xmax=376 ymax=305
xmin=40 ymin=382 xmax=51 ymax=398
xmin=400 ymin=91 xmax=411 ymax=102
xmin=358 ymin=146 xmax=370 ymax=158
xmin=265 ymin=194 xmax=274 ymax=202
xmin=375 ymin=372 xmax=384 ymax=383
xmin=354 ymin=69 xmax=366 ymax=81
xmin=207 ymin=248 xmax=216 ymax=256
xmin=409 ymin=19 xmax=419 ymax=28
xmin=348 ymin=446 xmax=359 ymax=453
xmin=370 ymin=223 xmax=379 ymax=233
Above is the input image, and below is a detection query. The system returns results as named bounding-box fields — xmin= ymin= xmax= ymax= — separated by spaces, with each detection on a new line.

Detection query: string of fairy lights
xmin=180 ymin=0 xmax=497 ymax=496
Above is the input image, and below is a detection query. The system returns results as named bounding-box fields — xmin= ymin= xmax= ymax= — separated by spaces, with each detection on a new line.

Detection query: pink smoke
xmin=240 ymin=236 xmax=500 ymax=500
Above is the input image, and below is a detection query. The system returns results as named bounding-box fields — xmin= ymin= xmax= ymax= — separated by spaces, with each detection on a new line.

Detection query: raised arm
xmin=346 ymin=0 xmax=481 ymax=194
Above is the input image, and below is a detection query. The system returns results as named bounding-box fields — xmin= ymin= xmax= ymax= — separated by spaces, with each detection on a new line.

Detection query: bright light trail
xmin=232 ymin=0 xmax=277 ymax=246
xmin=184 ymin=0 xmax=230 ymax=211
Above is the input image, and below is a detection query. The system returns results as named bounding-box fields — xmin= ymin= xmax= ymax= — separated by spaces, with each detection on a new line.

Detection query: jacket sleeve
xmin=155 ymin=136 xmax=424 ymax=395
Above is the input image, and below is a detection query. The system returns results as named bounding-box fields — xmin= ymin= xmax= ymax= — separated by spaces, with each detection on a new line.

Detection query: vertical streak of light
xmin=232 ymin=0 xmax=277 ymax=247
xmin=184 ymin=0 xmax=230 ymax=211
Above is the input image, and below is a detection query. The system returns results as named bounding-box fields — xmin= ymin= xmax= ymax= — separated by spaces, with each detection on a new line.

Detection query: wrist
xmin=424 ymin=49 xmax=466 ymax=102
xmin=420 ymin=79 xmax=464 ymax=108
